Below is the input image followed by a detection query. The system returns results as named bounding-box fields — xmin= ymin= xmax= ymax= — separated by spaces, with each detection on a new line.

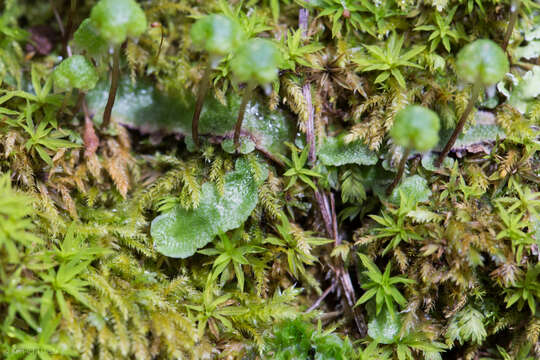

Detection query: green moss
xmin=2 ymin=0 xmax=540 ymax=359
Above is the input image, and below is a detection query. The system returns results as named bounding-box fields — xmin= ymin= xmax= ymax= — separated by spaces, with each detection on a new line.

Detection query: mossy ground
xmin=0 ymin=0 xmax=540 ymax=359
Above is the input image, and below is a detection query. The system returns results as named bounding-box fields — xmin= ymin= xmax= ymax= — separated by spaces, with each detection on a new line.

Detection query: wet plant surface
xmin=0 ymin=0 xmax=540 ymax=359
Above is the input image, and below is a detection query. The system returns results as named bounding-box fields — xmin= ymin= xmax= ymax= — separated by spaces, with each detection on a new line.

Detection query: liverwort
xmin=435 ymin=39 xmax=508 ymax=167
xmin=190 ymin=14 xmax=244 ymax=148
xmin=387 ymin=105 xmax=440 ymax=195
xmin=87 ymin=0 xmax=147 ymax=129
xmin=230 ymin=38 xmax=281 ymax=149
xmin=53 ymin=55 xmax=98 ymax=117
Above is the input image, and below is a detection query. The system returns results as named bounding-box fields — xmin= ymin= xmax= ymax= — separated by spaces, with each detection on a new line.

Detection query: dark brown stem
xmin=191 ymin=67 xmax=212 ymax=148
xmin=387 ymin=147 xmax=411 ymax=195
xmin=305 ymin=283 xmax=336 ymax=313
xmin=49 ymin=0 xmax=65 ymax=36
xmin=151 ymin=22 xmax=164 ymax=61
xmin=514 ymin=61 xmax=535 ymax=71
xmin=57 ymin=89 xmax=71 ymax=117
xmin=502 ymin=0 xmax=520 ymax=51
xmin=435 ymin=84 xmax=481 ymax=167
xmin=71 ymin=91 xmax=85 ymax=117
xmin=101 ymin=47 xmax=121 ymax=130
xmin=64 ymin=0 xmax=77 ymax=57
xmin=234 ymin=82 xmax=256 ymax=149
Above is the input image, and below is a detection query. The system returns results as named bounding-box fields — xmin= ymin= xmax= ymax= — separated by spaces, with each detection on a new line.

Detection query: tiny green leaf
xmin=90 ymin=0 xmax=147 ymax=46
xmin=455 ymin=39 xmax=509 ymax=85
xmin=230 ymin=38 xmax=282 ymax=85
xmin=72 ymin=18 xmax=109 ymax=57
xmin=390 ymin=105 xmax=440 ymax=151
xmin=190 ymin=14 xmax=244 ymax=57
xmin=53 ymin=55 xmax=98 ymax=92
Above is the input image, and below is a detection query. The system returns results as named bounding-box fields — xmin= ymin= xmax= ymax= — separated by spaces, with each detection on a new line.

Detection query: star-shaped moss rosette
xmin=387 ymin=105 xmax=440 ymax=194
xmin=190 ymin=14 xmax=245 ymax=148
xmin=230 ymin=38 xmax=282 ymax=149
xmin=436 ymin=39 xmax=508 ymax=167
xmin=72 ymin=0 xmax=147 ymax=130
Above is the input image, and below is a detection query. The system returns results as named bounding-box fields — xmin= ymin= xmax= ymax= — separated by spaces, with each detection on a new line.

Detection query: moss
xmin=1 ymin=0 xmax=540 ymax=359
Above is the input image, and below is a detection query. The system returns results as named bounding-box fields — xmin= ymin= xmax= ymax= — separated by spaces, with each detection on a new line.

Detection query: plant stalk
xmin=435 ymin=84 xmax=481 ymax=167
xmin=234 ymin=82 xmax=256 ymax=150
xmin=191 ymin=66 xmax=212 ymax=148
xmin=101 ymin=47 xmax=120 ymax=130
xmin=387 ymin=147 xmax=411 ymax=195
xmin=502 ymin=0 xmax=520 ymax=51
xmin=57 ymin=89 xmax=71 ymax=117
xmin=71 ymin=91 xmax=85 ymax=118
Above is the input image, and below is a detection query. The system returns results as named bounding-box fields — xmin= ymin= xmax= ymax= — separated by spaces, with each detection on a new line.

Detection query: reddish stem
xmin=101 ymin=47 xmax=120 ymax=130
xmin=435 ymin=84 xmax=481 ymax=167
xmin=191 ymin=67 xmax=211 ymax=148
xmin=387 ymin=147 xmax=411 ymax=195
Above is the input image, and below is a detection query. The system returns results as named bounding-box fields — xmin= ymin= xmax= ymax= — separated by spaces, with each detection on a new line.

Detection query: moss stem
xmin=101 ymin=46 xmax=120 ymax=130
xmin=387 ymin=147 xmax=411 ymax=195
xmin=435 ymin=84 xmax=481 ymax=167
xmin=192 ymin=66 xmax=212 ymax=148
xmin=234 ymin=82 xmax=256 ymax=150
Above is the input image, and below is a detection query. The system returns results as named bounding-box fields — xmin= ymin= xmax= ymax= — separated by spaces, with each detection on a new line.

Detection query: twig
xmin=299 ymin=4 xmax=316 ymax=165
xmin=297 ymin=0 xmax=366 ymax=336
xmin=64 ymin=0 xmax=76 ymax=57
xmin=306 ymin=283 xmax=337 ymax=313
xmin=514 ymin=61 xmax=535 ymax=71
xmin=314 ymin=190 xmax=333 ymax=236
xmin=330 ymin=193 xmax=339 ymax=245
xmin=328 ymin=191 xmax=367 ymax=336
xmin=303 ymin=84 xmax=316 ymax=165
xmin=299 ymin=0 xmax=309 ymax=36
xmin=49 ymin=0 xmax=65 ymax=36
xmin=49 ymin=0 xmax=73 ymax=57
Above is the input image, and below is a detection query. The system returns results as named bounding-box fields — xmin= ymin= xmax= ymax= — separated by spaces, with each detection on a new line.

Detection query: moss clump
xmin=0 ymin=0 xmax=539 ymax=359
